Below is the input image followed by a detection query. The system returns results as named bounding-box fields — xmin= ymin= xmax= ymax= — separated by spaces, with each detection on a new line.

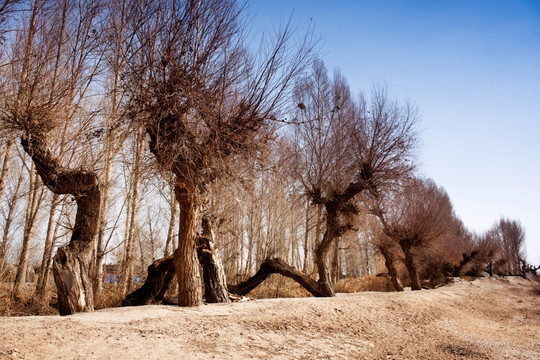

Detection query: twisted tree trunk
xmin=21 ymin=135 xmax=100 ymax=315
xmin=378 ymin=243 xmax=404 ymax=292
xmin=401 ymin=243 xmax=421 ymax=291
xmin=229 ymin=257 xmax=324 ymax=297
xmin=123 ymin=216 xmax=229 ymax=306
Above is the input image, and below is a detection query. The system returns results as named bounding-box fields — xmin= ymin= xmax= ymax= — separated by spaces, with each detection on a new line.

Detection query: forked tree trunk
xmin=175 ymin=186 xmax=203 ymax=306
xmin=123 ymin=218 xmax=229 ymax=306
xmin=378 ymin=243 xmax=403 ymax=292
xmin=401 ymin=244 xmax=421 ymax=290
xmin=21 ymin=135 xmax=100 ymax=315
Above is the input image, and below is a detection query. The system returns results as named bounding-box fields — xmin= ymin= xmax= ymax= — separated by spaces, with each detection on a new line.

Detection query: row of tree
xmin=0 ymin=0 xmax=533 ymax=315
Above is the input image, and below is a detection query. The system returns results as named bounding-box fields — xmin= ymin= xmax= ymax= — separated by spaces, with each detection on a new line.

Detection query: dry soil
xmin=1 ymin=277 xmax=539 ymax=359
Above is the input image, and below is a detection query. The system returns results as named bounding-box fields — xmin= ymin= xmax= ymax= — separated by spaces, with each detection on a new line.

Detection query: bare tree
xmin=232 ymin=62 xmax=418 ymax=297
xmin=483 ymin=217 xmax=526 ymax=276
xmin=373 ymin=178 xmax=454 ymax=290
xmin=90 ymin=0 xmax=134 ymax=303
xmin=119 ymin=127 xmax=145 ymax=295
xmin=2 ymin=0 xmax=104 ymax=315
xmin=375 ymin=234 xmax=404 ymax=291
xmin=122 ymin=0 xmax=314 ymax=306
xmin=0 ymin=159 xmax=24 ymax=273
xmin=12 ymin=162 xmax=44 ymax=299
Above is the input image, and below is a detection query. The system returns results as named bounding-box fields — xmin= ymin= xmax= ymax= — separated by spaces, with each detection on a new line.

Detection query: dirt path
xmin=1 ymin=277 xmax=539 ymax=359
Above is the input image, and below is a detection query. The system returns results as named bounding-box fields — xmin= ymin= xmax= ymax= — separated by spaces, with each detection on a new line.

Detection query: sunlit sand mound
xmin=1 ymin=277 xmax=538 ymax=360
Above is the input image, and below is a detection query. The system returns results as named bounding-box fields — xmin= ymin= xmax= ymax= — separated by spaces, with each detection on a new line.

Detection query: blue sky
xmin=250 ymin=0 xmax=540 ymax=264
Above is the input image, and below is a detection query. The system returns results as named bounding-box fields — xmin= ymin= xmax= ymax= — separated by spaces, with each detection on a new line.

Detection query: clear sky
xmin=249 ymin=0 xmax=540 ymax=264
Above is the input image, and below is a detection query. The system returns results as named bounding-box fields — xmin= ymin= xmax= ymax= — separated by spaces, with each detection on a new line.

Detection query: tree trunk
xmin=0 ymin=167 xmax=23 ymax=271
xmin=13 ymin=169 xmax=42 ymax=299
xmin=302 ymin=200 xmax=310 ymax=273
xmin=92 ymin=146 xmax=113 ymax=302
xmin=229 ymin=257 xmax=323 ymax=297
xmin=37 ymin=198 xmax=66 ymax=298
xmin=123 ymin=213 xmax=230 ymax=306
xmin=314 ymin=207 xmax=338 ymax=297
xmin=21 ymin=135 xmax=101 ymax=315
xmin=35 ymin=193 xmax=61 ymax=297
xmin=53 ymin=246 xmax=94 ymax=314
xmin=122 ymin=255 xmax=176 ymax=306
xmin=378 ymin=244 xmax=403 ymax=292
xmin=175 ymin=186 xmax=203 ymax=306
xmin=120 ymin=128 xmax=144 ymax=295
xmin=401 ymin=244 xmax=421 ymax=290
xmin=197 ymin=216 xmax=229 ymax=303
xmin=0 ymin=139 xmax=14 ymax=206
xmin=164 ymin=186 xmax=177 ymax=257
xmin=331 ymin=237 xmax=340 ymax=285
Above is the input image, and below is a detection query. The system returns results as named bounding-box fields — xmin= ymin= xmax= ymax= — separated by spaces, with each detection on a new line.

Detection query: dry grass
xmin=0 ymin=282 xmax=57 ymax=316
xmin=247 ymin=274 xmax=312 ymax=299
xmin=244 ymin=274 xmax=396 ymax=299
xmin=334 ymin=275 xmax=395 ymax=293
xmin=95 ymin=284 xmax=127 ymax=309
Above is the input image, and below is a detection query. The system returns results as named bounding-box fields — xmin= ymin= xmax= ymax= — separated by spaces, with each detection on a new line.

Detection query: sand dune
xmin=1 ymin=277 xmax=539 ymax=359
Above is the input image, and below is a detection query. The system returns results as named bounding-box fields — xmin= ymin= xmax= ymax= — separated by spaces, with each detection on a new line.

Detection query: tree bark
xmin=53 ymin=246 xmax=94 ymax=314
xmin=197 ymin=216 xmax=229 ymax=303
xmin=401 ymin=243 xmax=421 ymax=291
xmin=175 ymin=186 xmax=203 ymax=306
xmin=21 ymin=135 xmax=101 ymax=315
xmin=122 ymin=255 xmax=176 ymax=306
xmin=314 ymin=207 xmax=338 ymax=297
xmin=233 ymin=202 xmax=347 ymax=298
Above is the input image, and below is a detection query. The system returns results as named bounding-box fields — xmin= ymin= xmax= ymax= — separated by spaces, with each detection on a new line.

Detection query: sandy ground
xmin=0 ymin=277 xmax=538 ymax=360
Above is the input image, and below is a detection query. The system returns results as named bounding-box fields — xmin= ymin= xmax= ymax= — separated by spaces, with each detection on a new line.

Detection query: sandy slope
xmin=0 ymin=277 xmax=538 ymax=360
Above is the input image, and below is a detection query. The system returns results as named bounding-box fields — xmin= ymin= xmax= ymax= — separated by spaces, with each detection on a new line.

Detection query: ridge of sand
xmin=1 ymin=277 xmax=539 ymax=359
